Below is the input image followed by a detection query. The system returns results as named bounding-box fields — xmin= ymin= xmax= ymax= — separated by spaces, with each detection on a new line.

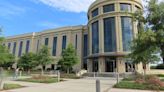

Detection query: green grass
xmin=114 ymin=81 xmax=148 ymax=90
xmin=156 ymin=74 xmax=164 ymax=77
xmin=114 ymin=80 xmax=164 ymax=91
xmin=17 ymin=77 xmax=62 ymax=83
xmin=3 ymin=84 xmax=23 ymax=90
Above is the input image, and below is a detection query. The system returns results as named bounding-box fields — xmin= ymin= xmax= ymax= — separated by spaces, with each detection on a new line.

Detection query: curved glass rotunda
xmin=87 ymin=0 xmax=144 ymax=73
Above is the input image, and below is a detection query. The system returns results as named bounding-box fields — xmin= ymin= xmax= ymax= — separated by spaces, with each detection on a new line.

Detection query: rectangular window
xmin=37 ymin=40 xmax=39 ymax=52
xmin=92 ymin=8 xmax=98 ymax=17
xmin=121 ymin=17 xmax=133 ymax=51
xmin=12 ymin=42 xmax=16 ymax=55
xmin=25 ymin=40 xmax=30 ymax=53
xmin=120 ymin=3 xmax=131 ymax=12
xmin=75 ymin=34 xmax=78 ymax=50
xmin=18 ymin=41 xmax=23 ymax=57
xmin=45 ymin=38 xmax=49 ymax=46
xmin=52 ymin=37 xmax=57 ymax=56
xmin=83 ymin=34 xmax=88 ymax=57
xmin=62 ymin=35 xmax=67 ymax=50
xmin=8 ymin=43 xmax=11 ymax=50
xmin=92 ymin=21 xmax=99 ymax=54
xmin=104 ymin=17 xmax=116 ymax=52
xmin=103 ymin=4 xmax=115 ymax=13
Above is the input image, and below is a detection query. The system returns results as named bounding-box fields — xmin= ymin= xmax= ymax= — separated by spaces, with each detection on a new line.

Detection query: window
xmin=104 ymin=17 xmax=116 ymax=52
xmin=83 ymin=34 xmax=88 ymax=57
xmin=103 ymin=4 xmax=114 ymax=13
xmin=12 ymin=42 xmax=16 ymax=55
xmin=83 ymin=34 xmax=88 ymax=70
xmin=52 ymin=37 xmax=57 ymax=56
xmin=8 ymin=43 xmax=11 ymax=50
xmin=62 ymin=35 xmax=67 ymax=50
xmin=92 ymin=21 xmax=99 ymax=54
xmin=45 ymin=38 xmax=49 ymax=46
xmin=92 ymin=8 xmax=98 ymax=17
xmin=121 ymin=17 xmax=133 ymax=51
xmin=120 ymin=3 xmax=131 ymax=12
xmin=18 ymin=41 xmax=23 ymax=57
xmin=37 ymin=40 xmax=39 ymax=52
xmin=25 ymin=40 xmax=30 ymax=53
xmin=75 ymin=34 xmax=78 ymax=50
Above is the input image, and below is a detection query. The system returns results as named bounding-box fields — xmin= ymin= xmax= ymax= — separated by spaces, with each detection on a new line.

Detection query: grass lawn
xmin=17 ymin=77 xmax=63 ymax=83
xmin=114 ymin=75 xmax=164 ymax=91
xmin=3 ymin=84 xmax=23 ymax=90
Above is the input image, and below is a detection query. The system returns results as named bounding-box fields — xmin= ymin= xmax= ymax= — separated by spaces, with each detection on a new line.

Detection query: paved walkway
xmin=2 ymin=77 xmax=162 ymax=92
xmin=3 ymin=78 xmax=116 ymax=92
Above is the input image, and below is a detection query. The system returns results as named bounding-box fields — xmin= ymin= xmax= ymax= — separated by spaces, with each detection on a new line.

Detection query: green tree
xmin=0 ymin=30 xmax=14 ymax=89
xmin=129 ymin=29 xmax=160 ymax=78
xmin=36 ymin=46 xmax=53 ymax=75
xmin=18 ymin=53 xmax=37 ymax=74
xmin=133 ymin=0 xmax=164 ymax=63
xmin=58 ymin=44 xmax=79 ymax=74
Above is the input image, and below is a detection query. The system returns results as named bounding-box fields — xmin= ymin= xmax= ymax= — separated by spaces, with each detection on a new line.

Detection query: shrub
xmin=135 ymin=79 xmax=145 ymax=84
xmin=156 ymin=64 xmax=164 ymax=69
xmin=146 ymin=76 xmax=164 ymax=87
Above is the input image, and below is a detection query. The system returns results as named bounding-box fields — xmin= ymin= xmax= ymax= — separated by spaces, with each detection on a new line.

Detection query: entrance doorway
xmin=125 ymin=62 xmax=135 ymax=72
xmin=92 ymin=58 xmax=98 ymax=72
xmin=105 ymin=58 xmax=116 ymax=72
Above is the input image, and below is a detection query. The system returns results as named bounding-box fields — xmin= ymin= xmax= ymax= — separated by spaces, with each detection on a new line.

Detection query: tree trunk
xmin=27 ymin=69 xmax=31 ymax=75
xmin=67 ymin=68 xmax=69 ymax=74
xmin=0 ymin=67 xmax=4 ymax=90
xmin=143 ymin=63 xmax=147 ymax=81
xmin=41 ymin=67 xmax=44 ymax=76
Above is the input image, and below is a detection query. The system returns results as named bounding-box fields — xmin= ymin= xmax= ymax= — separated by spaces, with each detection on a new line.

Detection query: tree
xmin=58 ymin=44 xmax=79 ymax=74
xmin=133 ymin=0 xmax=164 ymax=63
xmin=18 ymin=53 xmax=37 ymax=74
xmin=36 ymin=46 xmax=53 ymax=75
xmin=0 ymin=30 xmax=14 ymax=89
xmin=129 ymin=29 xmax=160 ymax=79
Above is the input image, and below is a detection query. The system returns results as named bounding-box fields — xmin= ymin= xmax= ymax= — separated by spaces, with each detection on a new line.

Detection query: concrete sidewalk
xmin=2 ymin=78 xmax=116 ymax=92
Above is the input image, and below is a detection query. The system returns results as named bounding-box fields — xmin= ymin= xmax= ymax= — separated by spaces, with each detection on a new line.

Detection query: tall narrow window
xmin=121 ymin=17 xmax=133 ymax=51
xmin=62 ymin=35 xmax=67 ymax=50
xmin=25 ymin=40 xmax=30 ymax=53
xmin=92 ymin=21 xmax=99 ymax=54
xmin=83 ymin=34 xmax=88 ymax=70
xmin=104 ymin=17 xmax=116 ymax=52
xmin=120 ymin=3 xmax=131 ymax=12
xmin=8 ymin=43 xmax=11 ymax=50
xmin=103 ymin=4 xmax=115 ymax=13
xmin=12 ymin=42 xmax=16 ymax=55
xmin=92 ymin=8 xmax=98 ymax=17
xmin=52 ymin=37 xmax=57 ymax=56
xmin=45 ymin=38 xmax=49 ymax=46
xmin=18 ymin=41 xmax=23 ymax=57
xmin=37 ymin=40 xmax=39 ymax=52
xmin=75 ymin=34 xmax=78 ymax=50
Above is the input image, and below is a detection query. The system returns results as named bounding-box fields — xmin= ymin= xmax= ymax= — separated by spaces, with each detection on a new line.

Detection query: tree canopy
xmin=58 ymin=44 xmax=79 ymax=73
xmin=18 ymin=53 xmax=37 ymax=71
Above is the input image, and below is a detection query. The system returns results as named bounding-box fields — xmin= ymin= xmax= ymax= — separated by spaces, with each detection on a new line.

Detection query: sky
xmin=0 ymin=0 xmax=162 ymax=36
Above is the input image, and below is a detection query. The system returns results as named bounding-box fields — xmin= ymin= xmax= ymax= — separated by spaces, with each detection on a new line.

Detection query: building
xmin=5 ymin=0 xmax=146 ymax=73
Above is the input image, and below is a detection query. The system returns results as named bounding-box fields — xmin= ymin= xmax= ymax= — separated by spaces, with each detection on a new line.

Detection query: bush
xmin=156 ymin=64 xmax=164 ymax=69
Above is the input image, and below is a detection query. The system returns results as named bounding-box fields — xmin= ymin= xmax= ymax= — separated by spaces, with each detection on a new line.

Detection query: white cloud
xmin=37 ymin=0 xmax=95 ymax=13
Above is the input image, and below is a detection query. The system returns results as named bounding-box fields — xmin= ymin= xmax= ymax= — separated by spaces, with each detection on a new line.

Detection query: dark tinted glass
xmin=103 ymin=4 xmax=114 ymax=13
xmin=92 ymin=8 xmax=98 ymax=17
xmin=92 ymin=21 xmax=99 ymax=54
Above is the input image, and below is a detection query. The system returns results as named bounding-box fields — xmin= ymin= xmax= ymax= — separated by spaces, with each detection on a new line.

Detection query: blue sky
xmin=0 ymin=0 xmax=162 ymax=36
xmin=0 ymin=0 xmax=95 ymax=36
